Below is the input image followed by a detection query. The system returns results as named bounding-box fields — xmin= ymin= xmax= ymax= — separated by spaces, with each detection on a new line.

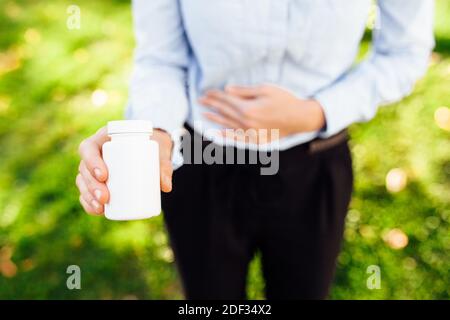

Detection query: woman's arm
xmin=199 ymin=1 xmax=435 ymax=143
xmin=127 ymin=0 xmax=190 ymax=136
xmin=314 ymin=0 xmax=435 ymax=137
xmin=76 ymin=1 xmax=189 ymax=214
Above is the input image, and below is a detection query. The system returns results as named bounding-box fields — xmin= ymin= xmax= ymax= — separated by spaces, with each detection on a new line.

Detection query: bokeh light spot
xmin=5 ymin=2 xmax=22 ymax=19
xmin=0 ymin=49 xmax=21 ymax=75
xmin=383 ymin=228 xmax=409 ymax=250
xmin=24 ymin=28 xmax=41 ymax=44
xmin=434 ymin=106 xmax=450 ymax=131
xmin=91 ymin=89 xmax=109 ymax=108
xmin=386 ymin=168 xmax=408 ymax=193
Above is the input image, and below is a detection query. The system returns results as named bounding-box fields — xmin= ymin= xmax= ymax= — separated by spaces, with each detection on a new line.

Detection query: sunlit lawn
xmin=0 ymin=0 xmax=448 ymax=299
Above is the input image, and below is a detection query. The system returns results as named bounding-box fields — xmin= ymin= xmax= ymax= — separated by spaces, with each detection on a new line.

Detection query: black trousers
xmin=161 ymin=127 xmax=353 ymax=300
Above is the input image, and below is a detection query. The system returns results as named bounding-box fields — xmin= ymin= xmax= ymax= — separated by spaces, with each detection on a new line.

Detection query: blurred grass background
xmin=0 ymin=0 xmax=448 ymax=299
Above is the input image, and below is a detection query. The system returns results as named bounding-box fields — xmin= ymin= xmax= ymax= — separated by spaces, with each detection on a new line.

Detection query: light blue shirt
xmin=126 ymin=0 xmax=434 ymax=160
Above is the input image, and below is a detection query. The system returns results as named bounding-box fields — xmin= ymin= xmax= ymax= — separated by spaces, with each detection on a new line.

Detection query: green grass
xmin=0 ymin=0 xmax=448 ymax=299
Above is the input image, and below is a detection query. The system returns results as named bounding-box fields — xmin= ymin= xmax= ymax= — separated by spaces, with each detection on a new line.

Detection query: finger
xmin=152 ymin=130 xmax=173 ymax=193
xmin=155 ymin=131 xmax=173 ymax=162
xmin=77 ymin=175 xmax=103 ymax=213
xmin=205 ymin=90 xmax=249 ymax=113
xmin=79 ymin=195 xmax=96 ymax=215
xmin=78 ymin=127 xmax=110 ymax=182
xmin=160 ymin=158 xmax=173 ymax=193
xmin=78 ymin=161 xmax=109 ymax=204
xmin=79 ymin=195 xmax=103 ymax=216
xmin=76 ymin=175 xmax=104 ymax=215
xmin=224 ymin=85 xmax=266 ymax=98
xmin=199 ymin=96 xmax=245 ymax=126
xmin=203 ymin=112 xmax=242 ymax=130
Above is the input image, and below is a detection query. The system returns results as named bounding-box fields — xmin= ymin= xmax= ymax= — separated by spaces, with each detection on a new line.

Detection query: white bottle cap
xmin=107 ymin=120 xmax=153 ymax=135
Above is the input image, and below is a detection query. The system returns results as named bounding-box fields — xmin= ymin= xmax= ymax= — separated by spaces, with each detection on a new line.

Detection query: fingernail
xmin=94 ymin=189 xmax=102 ymax=201
xmin=91 ymin=199 xmax=101 ymax=210
xmin=94 ymin=168 xmax=102 ymax=179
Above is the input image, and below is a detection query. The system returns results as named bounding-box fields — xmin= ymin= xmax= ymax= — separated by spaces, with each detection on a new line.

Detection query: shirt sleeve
xmin=126 ymin=0 xmax=189 ymax=137
xmin=314 ymin=0 xmax=435 ymax=138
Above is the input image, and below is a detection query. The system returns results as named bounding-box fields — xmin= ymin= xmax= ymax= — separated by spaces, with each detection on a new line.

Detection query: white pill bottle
xmin=102 ymin=120 xmax=161 ymax=220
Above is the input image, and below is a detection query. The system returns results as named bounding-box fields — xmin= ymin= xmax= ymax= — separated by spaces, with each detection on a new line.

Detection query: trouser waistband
xmin=183 ymin=123 xmax=348 ymax=155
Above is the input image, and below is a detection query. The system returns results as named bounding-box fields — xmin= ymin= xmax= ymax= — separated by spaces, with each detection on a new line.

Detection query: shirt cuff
xmin=314 ymin=84 xmax=371 ymax=138
xmin=125 ymin=103 xmax=185 ymax=170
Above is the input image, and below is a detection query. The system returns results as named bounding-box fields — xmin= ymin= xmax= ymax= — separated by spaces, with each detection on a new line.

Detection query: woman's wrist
xmin=306 ymin=99 xmax=326 ymax=131
xmin=292 ymin=99 xmax=326 ymax=133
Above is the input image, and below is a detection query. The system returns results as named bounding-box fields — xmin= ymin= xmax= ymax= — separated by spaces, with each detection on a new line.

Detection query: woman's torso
xmin=180 ymin=0 xmax=372 ymax=148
